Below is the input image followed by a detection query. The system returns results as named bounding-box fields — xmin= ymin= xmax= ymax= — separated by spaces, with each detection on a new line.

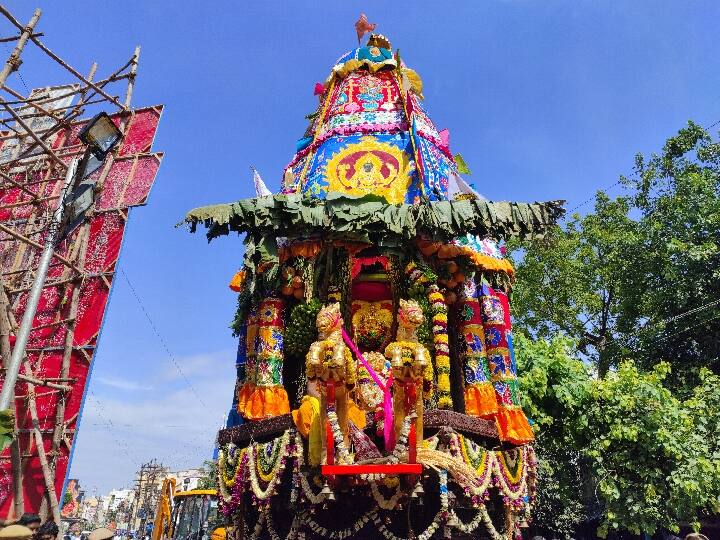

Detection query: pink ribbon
xmin=341 ymin=327 xmax=395 ymax=451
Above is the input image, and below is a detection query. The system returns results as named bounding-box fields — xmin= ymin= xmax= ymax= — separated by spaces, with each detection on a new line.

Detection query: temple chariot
xmin=185 ymin=31 xmax=563 ymax=540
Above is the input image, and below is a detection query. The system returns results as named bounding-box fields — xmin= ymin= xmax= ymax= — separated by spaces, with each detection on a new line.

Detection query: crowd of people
xmin=0 ymin=515 xmax=114 ymax=540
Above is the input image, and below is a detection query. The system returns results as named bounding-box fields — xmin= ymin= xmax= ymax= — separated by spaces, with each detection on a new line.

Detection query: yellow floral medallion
xmin=325 ymin=137 xmax=412 ymax=203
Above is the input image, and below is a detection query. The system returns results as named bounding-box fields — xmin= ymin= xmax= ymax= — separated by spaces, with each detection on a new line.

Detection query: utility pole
xmin=0 ymin=7 xmax=42 ymax=519
xmin=0 ymin=159 xmax=77 ymax=410
xmin=130 ymin=460 xmax=167 ymax=535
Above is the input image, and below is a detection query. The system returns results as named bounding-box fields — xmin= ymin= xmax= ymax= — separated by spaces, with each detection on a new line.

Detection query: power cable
xmin=648 ymin=298 xmax=720 ymax=328
xmin=120 ymin=267 xmax=209 ymax=410
xmin=566 ymin=180 xmax=623 ymax=214
xmin=645 ymin=310 xmax=720 ymax=346
xmin=88 ymin=390 xmax=137 ymax=462
xmin=566 ymin=117 xmax=719 ymax=214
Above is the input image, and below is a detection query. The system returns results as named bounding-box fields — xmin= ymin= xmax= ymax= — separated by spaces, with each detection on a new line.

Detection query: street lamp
xmin=0 ymin=112 xmax=123 ymax=411
xmin=78 ymin=112 xmax=123 ymax=160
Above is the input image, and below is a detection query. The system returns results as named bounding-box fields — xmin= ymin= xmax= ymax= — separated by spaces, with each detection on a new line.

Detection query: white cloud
xmin=69 ymin=349 xmax=235 ymax=493
xmin=95 ymin=376 xmax=155 ymax=391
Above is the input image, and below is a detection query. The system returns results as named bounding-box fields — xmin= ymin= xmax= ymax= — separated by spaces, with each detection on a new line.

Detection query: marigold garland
xmin=428 ymin=284 xmax=452 ymax=408
xmin=405 ymin=261 xmax=452 ymax=408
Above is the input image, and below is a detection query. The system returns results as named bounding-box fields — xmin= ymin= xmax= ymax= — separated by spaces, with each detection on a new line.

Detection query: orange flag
xmin=355 ymin=13 xmax=376 ymax=44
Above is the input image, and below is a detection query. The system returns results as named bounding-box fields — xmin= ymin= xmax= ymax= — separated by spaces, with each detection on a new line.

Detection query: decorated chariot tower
xmin=186 ymin=31 xmax=563 ymax=540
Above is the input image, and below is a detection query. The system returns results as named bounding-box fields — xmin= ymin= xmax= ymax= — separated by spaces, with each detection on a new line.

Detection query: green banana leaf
xmin=0 ymin=409 xmax=15 ymax=452
xmin=184 ymin=193 xmax=565 ymax=243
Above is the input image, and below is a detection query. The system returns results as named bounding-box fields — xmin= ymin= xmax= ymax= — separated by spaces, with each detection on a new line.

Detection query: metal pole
xmin=0 ymin=158 xmax=77 ymax=410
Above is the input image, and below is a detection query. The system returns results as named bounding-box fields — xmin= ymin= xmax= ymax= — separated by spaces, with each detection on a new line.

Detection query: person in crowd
xmin=684 ymin=534 xmax=709 ymax=540
xmin=15 ymin=517 xmax=41 ymax=535
xmin=34 ymin=522 xmax=58 ymax=540
xmin=0 ymin=525 xmax=34 ymax=540
xmin=87 ymin=529 xmax=114 ymax=540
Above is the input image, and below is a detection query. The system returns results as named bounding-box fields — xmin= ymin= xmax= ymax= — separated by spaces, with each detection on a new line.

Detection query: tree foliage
xmin=197 ymin=459 xmax=218 ymax=490
xmin=510 ymin=123 xmax=720 ymax=536
xmin=509 ymin=122 xmax=720 ymax=382
xmin=516 ymin=333 xmax=720 ymax=537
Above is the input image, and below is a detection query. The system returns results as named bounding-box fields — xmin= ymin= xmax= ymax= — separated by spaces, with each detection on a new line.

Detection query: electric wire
xmin=120 ymin=267 xmax=209 ymax=410
xmin=645 ymin=310 xmax=720 ymax=346
xmin=88 ymin=390 xmax=138 ymax=463
xmin=566 ymin=117 xmax=719 ymax=214
xmin=649 ymin=298 xmax=720 ymax=328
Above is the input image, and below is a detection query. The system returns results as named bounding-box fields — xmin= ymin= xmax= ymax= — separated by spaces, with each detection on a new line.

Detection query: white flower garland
xmin=299 ymin=509 xmax=376 ymax=539
xmin=370 ymin=481 xmax=403 ymax=510
xmin=294 ymin=432 xmax=328 ymax=505
xmin=327 ymin=409 xmax=352 ymax=464
xmin=249 ymin=510 xmax=265 ymax=540
xmin=232 ymin=428 xmax=521 ymax=540
xmin=299 ymin=472 xmax=327 ymax=505
xmin=247 ymin=430 xmax=290 ymax=500
xmin=478 ymin=504 xmax=505 ymax=540
xmin=262 ymin=508 xmax=289 ymax=540
xmin=492 ymin=450 xmax=527 ymax=501
xmin=371 ymin=510 xmax=444 ymax=540
xmin=438 ymin=468 xmax=449 ymax=510
xmin=217 ymin=448 xmax=233 ymax=503
xmin=391 ymin=415 xmax=413 ymax=462
xmin=448 ymin=508 xmax=484 ymax=534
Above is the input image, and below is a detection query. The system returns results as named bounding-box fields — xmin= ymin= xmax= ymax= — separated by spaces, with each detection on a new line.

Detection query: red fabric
xmin=322 ymin=464 xmax=422 ymax=475
xmin=0 ymin=106 xmax=163 ymax=516
xmin=350 ymin=255 xmax=389 ymax=280
xmin=351 ymin=281 xmax=391 ymax=301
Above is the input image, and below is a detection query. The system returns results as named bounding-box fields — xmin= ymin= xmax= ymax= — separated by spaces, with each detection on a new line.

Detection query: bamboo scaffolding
xmin=0 ymin=7 xmax=125 ymax=111
xmin=0 ymin=5 xmax=148 ymax=521
xmin=2 ymin=85 xmax=68 ymax=124
xmin=0 ymin=223 xmax=81 ymax=272
xmin=16 ymin=373 xmax=71 ymax=392
xmin=50 ymin=224 xmax=89 ymax=479
xmin=23 ymin=358 xmax=62 ymax=524
xmin=0 ymin=32 xmax=42 ymax=44
xmin=0 ymin=276 xmax=23 ymax=517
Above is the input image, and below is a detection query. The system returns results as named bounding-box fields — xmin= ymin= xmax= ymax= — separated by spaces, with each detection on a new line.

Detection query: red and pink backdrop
xmin=0 ymin=106 xmax=163 ymax=516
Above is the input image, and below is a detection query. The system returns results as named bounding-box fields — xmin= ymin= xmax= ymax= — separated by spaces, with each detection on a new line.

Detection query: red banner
xmin=0 ymin=106 xmax=163 ymax=516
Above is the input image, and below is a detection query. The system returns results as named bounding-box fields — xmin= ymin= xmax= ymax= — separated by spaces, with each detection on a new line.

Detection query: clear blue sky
xmin=4 ymin=1 xmax=718 ymax=494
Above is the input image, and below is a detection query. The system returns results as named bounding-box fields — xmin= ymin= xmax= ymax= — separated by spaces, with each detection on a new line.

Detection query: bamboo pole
xmin=0 ymin=8 xmax=40 ymax=89
xmin=0 ymin=168 xmax=38 ymax=199
xmin=0 ymin=98 xmax=67 ymax=169
xmin=0 ymin=194 xmax=58 ymax=209
xmin=17 ymin=373 xmax=71 ymax=392
xmin=0 ymin=32 xmax=42 ymax=44
xmin=2 ymin=85 xmax=67 ymax=124
xmin=0 ymin=62 xmax=99 ymax=171
xmin=124 ymin=46 xmax=140 ymax=108
xmin=0 ymin=276 xmax=23 ymax=517
xmin=0 ymin=7 xmax=125 ymax=110
xmin=50 ymin=226 xmax=89 ymax=480
xmin=0 ymin=223 xmax=82 ymax=273
xmin=23 ymin=359 xmax=62 ymax=524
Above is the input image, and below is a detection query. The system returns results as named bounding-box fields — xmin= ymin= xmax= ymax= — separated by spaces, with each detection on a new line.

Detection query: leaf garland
xmin=185 ymin=193 xmax=565 ymax=243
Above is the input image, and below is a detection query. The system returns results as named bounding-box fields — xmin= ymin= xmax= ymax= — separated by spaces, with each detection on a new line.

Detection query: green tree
xmin=515 ymin=333 xmax=593 ymax=538
xmin=510 ymin=122 xmax=720 ymax=382
xmin=516 ymin=333 xmax=720 ymax=537
xmin=197 ymin=459 xmax=218 ymax=490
